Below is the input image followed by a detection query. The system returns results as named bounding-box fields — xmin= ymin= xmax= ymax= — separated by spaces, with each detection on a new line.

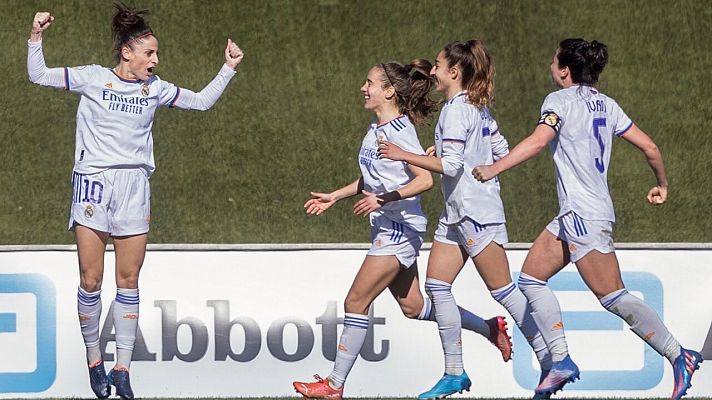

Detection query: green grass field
xmin=1 ymin=0 xmax=711 ymax=244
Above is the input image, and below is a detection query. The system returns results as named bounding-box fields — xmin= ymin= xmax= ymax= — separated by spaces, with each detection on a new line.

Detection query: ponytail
xmin=379 ymin=60 xmax=437 ymax=125
xmin=442 ymin=40 xmax=495 ymax=107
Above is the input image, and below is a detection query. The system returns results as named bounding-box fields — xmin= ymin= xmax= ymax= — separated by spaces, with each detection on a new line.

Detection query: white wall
xmin=0 ymin=246 xmax=710 ymax=398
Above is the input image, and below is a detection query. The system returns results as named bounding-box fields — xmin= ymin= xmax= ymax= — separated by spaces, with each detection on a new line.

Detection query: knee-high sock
xmin=78 ymin=287 xmax=102 ymax=365
xmin=518 ymin=273 xmax=568 ymax=362
xmin=418 ymin=297 xmax=490 ymax=339
xmin=113 ymin=288 xmax=139 ymax=369
xmin=328 ymin=313 xmax=369 ymax=388
xmin=600 ymin=289 xmax=681 ymax=364
xmin=491 ymin=282 xmax=552 ymax=369
xmin=425 ymin=278 xmax=463 ymax=375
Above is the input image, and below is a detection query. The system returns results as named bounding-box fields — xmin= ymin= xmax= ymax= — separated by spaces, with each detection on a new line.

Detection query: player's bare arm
xmin=378 ymin=139 xmax=445 ymax=173
xmin=473 ymin=123 xmax=555 ymax=182
xmin=619 ymin=123 xmax=668 ymax=205
xmin=304 ymin=178 xmax=361 ymax=216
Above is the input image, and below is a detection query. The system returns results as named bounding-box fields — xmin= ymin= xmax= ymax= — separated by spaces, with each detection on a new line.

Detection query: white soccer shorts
xmin=69 ymin=168 xmax=151 ymax=236
xmin=546 ymin=211 xmax=614 ymax=262
xmin=367 ymin=214 xmax=424 ymax=268
xmin=434 ymin=217 xmax=508 ymax=257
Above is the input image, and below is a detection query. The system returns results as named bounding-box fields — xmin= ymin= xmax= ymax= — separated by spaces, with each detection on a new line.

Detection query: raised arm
xmin=619 ymin=124 xmax=668 ymax=204
xmin=171 ymin=39 xmax=244 ymax=111
xmin=27 ymin=12 xmax=66 ymax=88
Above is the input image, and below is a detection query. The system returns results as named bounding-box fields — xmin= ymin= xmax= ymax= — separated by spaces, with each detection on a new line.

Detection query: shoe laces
xmin=312 ymin=374 xmax=327 ymax=383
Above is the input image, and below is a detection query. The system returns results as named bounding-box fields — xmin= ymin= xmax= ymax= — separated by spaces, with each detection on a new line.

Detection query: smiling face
xmin=359 ymin=65 xmax=394 ymax=112
xmin=430 ymin=50 xmax=455 ymax=94
xmin=120 ymin=35 xmax=159 ymax=81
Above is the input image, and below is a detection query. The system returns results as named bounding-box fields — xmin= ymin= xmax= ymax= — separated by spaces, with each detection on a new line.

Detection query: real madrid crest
xmin=141 ymin=83 xmax=150 ymax=97
xmin=84 ymin=204 xmax=94 ymax=218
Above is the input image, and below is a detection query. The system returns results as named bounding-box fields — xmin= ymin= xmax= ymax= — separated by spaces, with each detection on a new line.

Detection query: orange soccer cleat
xmin=293 ymin=374 xmax=343 ymax=400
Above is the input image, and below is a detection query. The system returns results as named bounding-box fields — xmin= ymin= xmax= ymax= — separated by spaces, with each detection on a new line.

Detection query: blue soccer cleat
xmin=108 ymin=368 xmax=134 ymax=400
xmin=671 ymin=348 xmax=703 ymax=400
xmin=535 ymin=355 xmax=579 ymax=397
xmin=418 ymin=370 xmax=471 ymax=399
xmin=531 ymin=368 xmax=551 ymax=400
xmin=87 ymin=360 xmax=110 ymax=399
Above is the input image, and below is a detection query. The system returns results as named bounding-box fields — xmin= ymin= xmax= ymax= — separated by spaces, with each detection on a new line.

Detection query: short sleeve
xmin=156 ymin=78 xmax=180 ymax=108
xmin=609 ymin=99 xmax=633 ymax=137
xmin=538 ymin=93 xmax=564 ymax=133
xmin=394 ymin=127 xmax=426 ymax=155
xmin=440 ymin=103 xmax=470 ymax=143
xmin=66 ymin=64 xmax=101 ymax=93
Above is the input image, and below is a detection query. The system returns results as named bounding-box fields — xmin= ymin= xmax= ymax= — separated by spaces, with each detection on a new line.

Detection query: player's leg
xmin=418 ymin=230 xmax=472 ymax=400
xmin=107 ymin=233 xmax=146 ymax=400
xmin=519 ymin=218 xmax=576 ymax=397
xmin=575 ymin=238 xmax=700 ymax=400
xmin=293 ymin=255 xmax=400 ymax=399
xmin=468 ymin=232 xmax=549 ymax=369
xmin=75 ymin=224 xmax=111 ymax=399
xmin=106 ymin=169 xmax=150 ymax=400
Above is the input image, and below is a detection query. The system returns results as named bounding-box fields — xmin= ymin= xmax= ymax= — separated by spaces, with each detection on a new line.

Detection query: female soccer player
xmin=378 ymin=40 xmax=551 ymax=400
xmin=473 ymin=38 xmax=703 ymax=399
xmin=28 ymin=5 xmax=243 ymax=399
xmin=292 ymin=59 xmax=510 ymax=400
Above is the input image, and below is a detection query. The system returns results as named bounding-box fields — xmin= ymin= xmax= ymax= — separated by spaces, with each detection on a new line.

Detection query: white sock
xmin=418 ymin=297 xmax=490 ymax=338
xmin=113 ymin=288 xmax=139 ymax=369
xmin=600 ymin=289 xmax=681 ymax=364
xmin=78 ymin=287 xmax=102 ymax=365
xmin=328 ymin=313 xmax=369 ymax=388
xmin=490 ymin=282 xmax=551 ymax=369
xmin=425 ymin=278 xmax=463 ymax=375
xmin=518 ymin=273 xmax=568 ymax=362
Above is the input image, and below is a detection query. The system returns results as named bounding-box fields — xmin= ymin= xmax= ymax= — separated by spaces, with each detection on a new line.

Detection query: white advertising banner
xmin=0 ymin=246 xmax=710 ymax=398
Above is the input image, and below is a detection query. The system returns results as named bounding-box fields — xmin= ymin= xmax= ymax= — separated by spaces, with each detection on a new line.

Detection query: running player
xmin=378 ymin=40 xmax=551 ymax=400
xmin=292 ymin=59 xmax=511 ymax=400
xmin=27 ymin=5 xmax=243 ymax=399
xmin=473 ymin=38 xmax=703 ymax=399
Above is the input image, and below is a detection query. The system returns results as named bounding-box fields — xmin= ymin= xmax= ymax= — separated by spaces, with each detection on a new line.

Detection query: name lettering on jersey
xmin=102 ymin=89 xmax=149 ymax=115
xmin=538 ymin=111 xmax=562 ymax=132
xmin=359 ymin=147 xmax=378 ymax=168
xmin=586 ymin=99 xmax=606 ymax=113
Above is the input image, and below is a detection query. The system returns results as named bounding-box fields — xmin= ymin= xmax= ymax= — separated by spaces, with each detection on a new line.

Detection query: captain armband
xmin=538 ymin=111 xmax=562 ymax=133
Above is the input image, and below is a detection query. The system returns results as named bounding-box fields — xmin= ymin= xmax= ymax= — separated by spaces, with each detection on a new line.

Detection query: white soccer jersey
xmin=539 ymin=85 xmax=633 ymax=221
xmin=358 ymin=115 xmax=427 ymax=232
xmin=28 ymin=40 xmax=235 ymax=177
xmin=435 ymin=92 xmax=506 ymax=224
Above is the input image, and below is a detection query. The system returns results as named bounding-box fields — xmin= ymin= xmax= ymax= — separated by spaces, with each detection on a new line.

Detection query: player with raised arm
xmin=473 ymin=38 xmax=702 ymax=399
xmin=27 ymin=4 xmax=243 ymax=399
xmin=378 ymin=40 xmax=551 ymax=400
xmin=292 ymin=60 xmax=511 ymax=400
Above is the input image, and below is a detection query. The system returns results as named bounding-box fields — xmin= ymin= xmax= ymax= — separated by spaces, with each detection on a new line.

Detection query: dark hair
xmin=557 ymin=38 xmax=608 ymax=85
xmin=442 ymin=40 xmax=494 ymax=107
xmin=379 ymin=59 xmax=437 ymax=125
xmin=112 ymin=2 xmax=153 ymax=62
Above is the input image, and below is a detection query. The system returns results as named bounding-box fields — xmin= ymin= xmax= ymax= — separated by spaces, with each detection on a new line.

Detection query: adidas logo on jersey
xmin=104 ymin=82 xmax=112 ymax=89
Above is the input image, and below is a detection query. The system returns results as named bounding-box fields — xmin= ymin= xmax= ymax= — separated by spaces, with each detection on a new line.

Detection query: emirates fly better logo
xmin=0 ymin=274 xmax=56 ymax=392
